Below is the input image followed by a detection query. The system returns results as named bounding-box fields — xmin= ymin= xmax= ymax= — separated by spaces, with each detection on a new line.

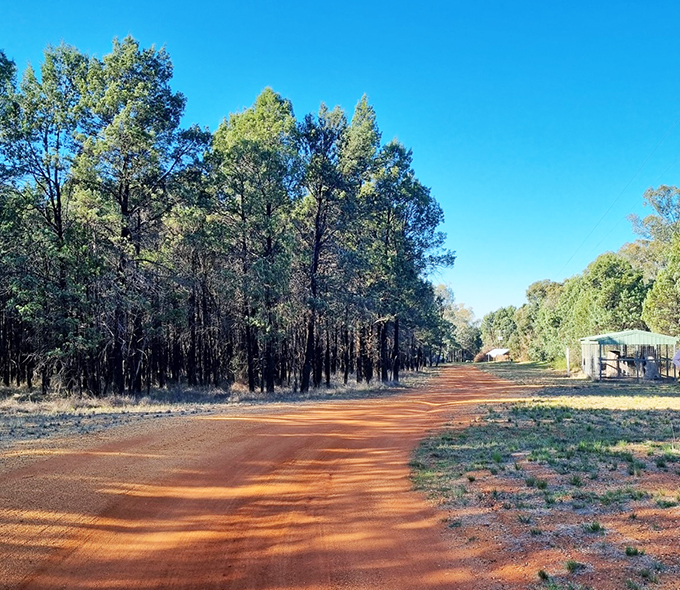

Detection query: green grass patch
xmin=412 ymin=397 xmax=680 ymax=511
xmin=582 ymin=521 xmax=604 ymax=534
xmin=566 ymin=560 xmax=586 ymax=573
xmin=411 ymin=368 xmax=677 ymax=590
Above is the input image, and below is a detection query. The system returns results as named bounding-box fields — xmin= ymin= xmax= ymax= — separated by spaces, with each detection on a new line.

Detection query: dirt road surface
xmin=0 ymin=366 xmax=525 ymax=590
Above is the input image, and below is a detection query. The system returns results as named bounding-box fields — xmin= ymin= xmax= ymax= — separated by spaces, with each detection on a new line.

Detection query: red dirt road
xmin=0 ymin=366 xmax=525 ymax=590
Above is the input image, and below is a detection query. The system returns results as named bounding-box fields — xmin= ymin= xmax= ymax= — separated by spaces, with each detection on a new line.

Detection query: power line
xmin=586 ymin=152 xmax=680 ymax=257
xmin=559 ymin=117 xmax=680 ymax=275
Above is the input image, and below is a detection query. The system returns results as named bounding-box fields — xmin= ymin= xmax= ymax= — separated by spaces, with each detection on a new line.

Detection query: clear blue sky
xmin=3 ymin=1 xmax=680 ymax=319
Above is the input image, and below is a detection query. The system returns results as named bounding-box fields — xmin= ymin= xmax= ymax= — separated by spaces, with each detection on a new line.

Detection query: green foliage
xmin=496 ymin=253 xmax=649 ymax=366
xmin=212 ymin=88 xmax=298 ymax=391
xmin=566 ymin=560 xmax=585 ymax=573
xmin=622 ymin=185 xmax=680 ymax=280
xmin=0 ymin=38 xmax=452 ymax=395
xmin=435 ymin=284 xmax=481 ymax=361
xmin=0 ymin=50 xmax=14 ymax=83
xmin=486 ymin=180 xmax=680 ymax=365
xmin=481 ymin=305 xmax=517 ymax=351
xmin=583 ymin=521 xmax=603 ymax=534
xmin=642 ymin=235 xmax=680 ymax=335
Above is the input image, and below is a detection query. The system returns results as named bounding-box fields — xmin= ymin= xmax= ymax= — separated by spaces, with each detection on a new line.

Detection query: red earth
xmin=0 ymin=366 xmax=556 ymax=589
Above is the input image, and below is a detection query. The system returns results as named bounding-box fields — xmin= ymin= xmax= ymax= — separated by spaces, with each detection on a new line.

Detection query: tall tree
xmin=212 ymin=88 xmax=298 ymax=392
xmin=295 ymin=105 xmax=350 ymax=392
xmin=0 ymin=44 xmax=92 ymax=391
xmin=0 ymin=42 xmax=455 ymax=395
xmin=621 ymin=185 xmax=680 ymax=280
xmin=642 ymin=236 xmax=680 ymax=336
xmin=368 ymin=140 xmax=454 ymax=380
xmin=74 ymin=37 xmax=206 ymax=394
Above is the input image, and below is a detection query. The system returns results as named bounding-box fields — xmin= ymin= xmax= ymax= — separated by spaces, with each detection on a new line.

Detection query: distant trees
xmin=480 ymin=306 xmax=517 ymax=352
xmin=0 ymin=38 xmax=454 ymax=394
xmin=477 ymin=172 xmax=680 ymax=368
xmin=482 ymin=253 xmax=650 ymax=360
xmin=435 ymin=285 xmax=480 ymax=361
xmin=620 ymin=185 xmax=680 ymax=281
xmin=642 ymin=236 xmax=680 ymax=336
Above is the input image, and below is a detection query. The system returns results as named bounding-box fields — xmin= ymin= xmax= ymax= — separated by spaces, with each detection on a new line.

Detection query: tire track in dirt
xmin=1 ymin=365 xmax=524 ymax=590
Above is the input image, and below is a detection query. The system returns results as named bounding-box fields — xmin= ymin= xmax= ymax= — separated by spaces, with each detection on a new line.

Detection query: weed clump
xmin=583 ymin=521 xmax=604 ymax=534
xmin=566 ymin=560 xmax=586 ymax=573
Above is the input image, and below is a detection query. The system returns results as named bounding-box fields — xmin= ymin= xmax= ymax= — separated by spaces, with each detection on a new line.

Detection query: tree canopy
xmin=0 ymin=39 xmax=454 ymax=394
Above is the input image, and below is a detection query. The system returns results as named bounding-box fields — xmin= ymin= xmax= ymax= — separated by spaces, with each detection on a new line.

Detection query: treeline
xmin=480 ymin=185 xmax=680 ymax=366
xmin=435 ymin=285 xmax=481 ymax=362
xmin=0 ymin=38 xmax=454 ymax=395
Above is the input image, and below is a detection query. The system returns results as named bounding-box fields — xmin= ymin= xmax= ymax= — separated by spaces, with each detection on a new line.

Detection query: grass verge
xmin=412 ymin=363 xmax=680 ymax=589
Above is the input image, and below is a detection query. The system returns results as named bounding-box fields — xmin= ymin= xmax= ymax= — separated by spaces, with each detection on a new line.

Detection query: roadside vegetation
xmin=412 ymin=362 xmax=680 ymax=589
xmin=0 ymin=39 xmax=454 ymax=401
xmin=0 ymin=366 xmax=438 ymax=449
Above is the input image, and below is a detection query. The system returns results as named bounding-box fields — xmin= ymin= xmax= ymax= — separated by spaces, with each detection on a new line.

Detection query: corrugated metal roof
xmin=579 ymin=329 xmax=678 ymax=346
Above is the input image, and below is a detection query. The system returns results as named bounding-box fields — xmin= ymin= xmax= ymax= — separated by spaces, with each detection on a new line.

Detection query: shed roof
xmin=579 ymin=329 xmax=678 ymax=347
xmin=487 ymin=348 xmax=510 ymax=358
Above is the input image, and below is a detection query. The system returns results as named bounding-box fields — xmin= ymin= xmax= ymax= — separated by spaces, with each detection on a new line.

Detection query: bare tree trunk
xmin=324 ymin=326 xmax=331 ymax=387
xmin=301 ymin=313 xmax=315 ymax=392
xmin=392 ymin=316 xmax=400 ymax=382
xmin=357 ymin=326 xmax=366 ymax=383
xmin=380 ymin=321 xmax=389 ymax=382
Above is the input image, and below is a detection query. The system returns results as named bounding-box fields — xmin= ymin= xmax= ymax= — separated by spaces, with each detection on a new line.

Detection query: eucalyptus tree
xmin=642 ymin=236 xmax=680 ymax=336
xmin=576 ymin=254 xmax=648 ymax=333
xmin=434 ymin=285 xmax=481 ymax=361
xmin=481 ymin=306 xmax=518 ymax=353
xmin=212 ymin=88 xmax=298 ymax=392
xmin=525 ymin=255 xmax=648 ymax=363
xmin=621 ymin=185 xmax=680 ymax=280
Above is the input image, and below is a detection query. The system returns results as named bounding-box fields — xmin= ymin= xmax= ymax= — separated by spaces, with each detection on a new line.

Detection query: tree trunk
xmin=314 ymin=332 xmax=323 ymax=388
xmin=265 ymin=336 xmax=275 ymax=393
xmin=357 ymin=327 xmax=366 ymax=383
xmin=380 ymin=321 xmax=389 ymax=382
xmin=392 ymin=316 xmax=400 ymax=382
xmin=112 ymin=304 xmax=125 ymax=394
xmin=301 ymin=313 xmax=315 ymax=392
xmin=188 ymin=287 xmax=197 ymax=387
xmin=324 ymin=326 xmax=331 ymax=387
xmin=245 ymin=319 xmax=256 ymax=392
xmin=130 ymin=314 xmax=143 ymax=395
xmin=363 ymin=325 xmax=373 ymax=383
xmin=343 ymin=327 xmax=350 ymax=385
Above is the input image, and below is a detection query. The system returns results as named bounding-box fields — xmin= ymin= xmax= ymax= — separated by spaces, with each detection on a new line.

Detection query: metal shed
xmin=580 ymin=330 xmax=678 ymax=381
xmin=486 ymin=348 xmax=510 ymax=362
